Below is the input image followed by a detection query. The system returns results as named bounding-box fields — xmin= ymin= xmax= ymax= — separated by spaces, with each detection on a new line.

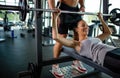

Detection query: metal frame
xmin=35 ymin=0 xmax=42 ymax=77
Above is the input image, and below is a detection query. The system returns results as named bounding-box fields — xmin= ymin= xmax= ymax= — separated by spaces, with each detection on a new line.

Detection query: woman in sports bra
xmin=52 ymin=12 xmax=120 ymax=74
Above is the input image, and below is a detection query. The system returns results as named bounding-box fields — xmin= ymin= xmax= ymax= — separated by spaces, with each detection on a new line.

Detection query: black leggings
xmin=104 ymin=48 xmax=120 ymax=74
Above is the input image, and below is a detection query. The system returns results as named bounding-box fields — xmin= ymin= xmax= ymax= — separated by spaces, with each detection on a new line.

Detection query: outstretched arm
xmin=52 ymin=13 xmax=80 ymax=49
xmin=96 ymin=13 xmax=112 ymax=41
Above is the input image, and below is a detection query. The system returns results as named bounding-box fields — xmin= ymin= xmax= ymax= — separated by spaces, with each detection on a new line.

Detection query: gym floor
xmin=0 ymin=27 xmax=114 ymax=78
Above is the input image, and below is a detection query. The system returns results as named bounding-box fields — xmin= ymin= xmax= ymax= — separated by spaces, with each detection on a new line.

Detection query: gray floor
xmin=0 ymin=28 xmax=114 ymax=78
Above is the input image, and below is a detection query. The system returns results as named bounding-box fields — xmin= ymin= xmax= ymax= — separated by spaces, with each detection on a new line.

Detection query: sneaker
xmin=52 ymin=65 xmax=64 ymax=78
xmin=72 ymin=61 xmax=87 ymax=73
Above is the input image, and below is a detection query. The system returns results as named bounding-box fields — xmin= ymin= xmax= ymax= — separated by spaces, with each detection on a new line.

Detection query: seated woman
xmin=52 ymin=12 xmax=120 ymax=74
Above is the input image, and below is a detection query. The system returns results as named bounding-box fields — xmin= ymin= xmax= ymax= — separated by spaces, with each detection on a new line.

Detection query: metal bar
xmin=99 ymin=0 xmax=102 ymax=12
xmin=103 ymin=0 xmax=109 ymax=21
xmin=103 ymin=13 xmax=112 ymax=16
xmin=0 ymin=4 xmax=113 ymax=16
xmin=42 ymin=56 xmax=75 ymax=66
xmin=29 ymin=8 xmax=113 ymax=16
xmin=35 ymin=0 xmax=42 ymax=77
xmin=28 ymin=8 xmax=55 ymax=12
xmin=0 ymin=5 xmax=21 ymax=11
xmin=29 ymin=8 xmax=97 ymax=14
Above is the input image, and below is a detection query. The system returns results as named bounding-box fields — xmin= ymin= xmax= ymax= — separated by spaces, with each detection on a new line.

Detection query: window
xmin=84 ymin=0 xmax=102 ymax=24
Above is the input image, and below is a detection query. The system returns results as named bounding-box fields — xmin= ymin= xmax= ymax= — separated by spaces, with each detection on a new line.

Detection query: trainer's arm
xmin=48 ymin=0 xmax=55 ymax=9
xmin=79 ymin=0 xmax=85 ymax=7
xmin=96 ymin=13 xmax=112 ymax=41
xmin=79 ymin=0 xmax=85 ymax=12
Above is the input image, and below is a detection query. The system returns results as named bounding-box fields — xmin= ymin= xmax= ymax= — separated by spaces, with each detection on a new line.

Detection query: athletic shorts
xmin=104 ymin=48 xmax=120 ymax=74
xmin=56 ymin=2 xmax=82 ymax=34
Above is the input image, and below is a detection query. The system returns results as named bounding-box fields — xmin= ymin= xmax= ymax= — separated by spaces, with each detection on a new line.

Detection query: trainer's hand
xmin=80 ymin=6 xmax=85 ymax=16
xmin=80 ymin=6 xmax=85 ymax=12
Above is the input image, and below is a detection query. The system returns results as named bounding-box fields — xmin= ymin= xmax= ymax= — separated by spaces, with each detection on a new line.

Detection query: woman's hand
xmin=52 ymin=8 xmax=61 ymax=17
xmin=97 ymin=12 xmax=103 ymax=20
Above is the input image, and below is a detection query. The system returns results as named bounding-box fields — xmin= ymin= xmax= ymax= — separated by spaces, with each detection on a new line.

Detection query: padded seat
xmin=107 ymin=48 xmax=120 ymax=59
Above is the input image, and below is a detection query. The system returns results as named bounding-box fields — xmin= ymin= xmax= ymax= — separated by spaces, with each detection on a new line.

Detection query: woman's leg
xmin=72 ymin=30 xmax=87 ymax=73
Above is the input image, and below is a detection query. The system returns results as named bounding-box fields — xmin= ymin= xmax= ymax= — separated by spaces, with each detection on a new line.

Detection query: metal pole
xmin=35 ymin=0 xmax=43 ymax=77
xmin=0 ymin=5 xmax=21 ymax=11
xmin=99 ymin=0 xmax=102 ymax=12
xmin=103 ymin=0 xmax=109 ymax=21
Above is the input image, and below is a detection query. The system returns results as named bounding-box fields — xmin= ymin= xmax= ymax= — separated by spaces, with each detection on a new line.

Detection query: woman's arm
xmin=48 ymin=0 xmax=75 ymax=48
xmin=52 ymin=13 xmax=80 ymax=49
xmin=96 ymin=13 xmax=112 ymax=41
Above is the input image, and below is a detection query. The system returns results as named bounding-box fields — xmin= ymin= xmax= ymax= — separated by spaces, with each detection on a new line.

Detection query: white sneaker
xmin=72 ymin=61 xmax=87 ymax=73
xmin=52 ymin=65 xmax=64 ymax=78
